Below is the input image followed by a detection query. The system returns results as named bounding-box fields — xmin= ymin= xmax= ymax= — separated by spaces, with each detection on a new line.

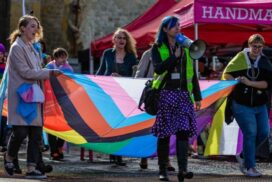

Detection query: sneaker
xmin=50 ymin=152 xmax=62 ymax=161
xmin=116 ymin=161 xmax=126 ymax=166
xmin=109 ymin=155 xmax=116 ymax=163
xmin=4 ymin=154 xmax=14 ymax=176
xmin=139 ymin=162 xmax=148 ymax=169
xmin=42 ymin=145 xmax=49 ymax=152
xmin=25 ymin=170 xmax=47 ymax=179
xmin=36 ymin=163 xmax=53 ymax=174
xmin=159 ymin=174 xmax=169 ymax=181
xmin=13 ymin=159 xmax=22 ymax=174
xmin=0 ymin=147 xmax=7 ymax=153
xmin=236 ymin=155 xmax=246 ymax=174
xmin=159 ymin=170 xmax=169 ymax=181
xmin=139 ymin=158 xmax=148 ymax=169
xmin=183 ymin=171 xmax=194 ymax=179
xmin=59 ymin=152 xmax=64 ymax=160
xmin=116 ymin=156 xmax=126 ymax=166
xmin=167 ymin=165 xmax=175 ymax=172
xmin=246 ymin=168 xmax=262 ymax=177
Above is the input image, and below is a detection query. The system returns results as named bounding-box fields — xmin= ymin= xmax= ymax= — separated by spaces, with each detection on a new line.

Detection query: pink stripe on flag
xmin=199 ymin=80 xmax=219 ymax=90
xmin=89 ymin=76 xmax=142 ymax=116
xmin=21 ymin=87 xmax=34 ymax=102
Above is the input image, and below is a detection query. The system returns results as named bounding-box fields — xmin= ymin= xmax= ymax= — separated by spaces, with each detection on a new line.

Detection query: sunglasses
xmin=116 ymin=36 xmax=126 ymax=40
xmin=251 ymin=45 xmax=263 ymax=49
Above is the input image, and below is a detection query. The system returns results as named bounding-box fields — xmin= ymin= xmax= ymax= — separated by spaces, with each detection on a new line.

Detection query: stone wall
xmin=41 ymin=0 xmax=156 ymax=56
xmin=40 ymin=0 xmax=68 ymax=53
xmin=8 ymin=0 xmax=155 ymax=56
xmin=10 ymin=0 xmax=41 ymax=32
xmin=79 ymin=0 xmax=156 ymax=49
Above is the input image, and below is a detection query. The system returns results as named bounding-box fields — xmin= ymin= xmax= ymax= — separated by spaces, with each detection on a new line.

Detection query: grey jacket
xmin=135 ymin=49 xmax=154 ymax=78
xmin=7 ymin=37 xmax=50 ymax=126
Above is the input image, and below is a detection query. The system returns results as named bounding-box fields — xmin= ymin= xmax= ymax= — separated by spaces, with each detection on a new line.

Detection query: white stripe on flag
xmin=219 ymin=119 xmax=239 ymax=155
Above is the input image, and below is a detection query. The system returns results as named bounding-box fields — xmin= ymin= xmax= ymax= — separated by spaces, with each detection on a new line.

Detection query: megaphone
xmin=175 ymin=33 xmax=206 ymax=60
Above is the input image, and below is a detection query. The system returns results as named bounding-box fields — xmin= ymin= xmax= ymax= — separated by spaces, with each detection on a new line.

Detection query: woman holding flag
xmin=222 ymin=34 xmax=272 ymax=177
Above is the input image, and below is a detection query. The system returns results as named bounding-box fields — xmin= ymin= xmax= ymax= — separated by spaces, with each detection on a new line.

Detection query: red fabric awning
xmin=91 ymin=0 xmax=272 ymax=59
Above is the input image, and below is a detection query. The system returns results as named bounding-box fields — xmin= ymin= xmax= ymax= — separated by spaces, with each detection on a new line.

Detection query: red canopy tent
xmin=91 ymin=0 xmax=179 ymax=59
xmin=91 ymin=0 xmax=272 ymax=59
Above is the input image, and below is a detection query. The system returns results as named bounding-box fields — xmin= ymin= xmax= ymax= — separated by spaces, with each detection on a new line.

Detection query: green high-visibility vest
xmin=152 ymin=43 xmax=194 ymax=102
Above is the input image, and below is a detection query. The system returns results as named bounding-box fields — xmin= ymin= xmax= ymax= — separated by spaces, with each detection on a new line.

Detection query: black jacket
xmin=227 ymin=55 xmax=272 ymax=106
xmin=151 ymin=43 xmax=202 ymax=101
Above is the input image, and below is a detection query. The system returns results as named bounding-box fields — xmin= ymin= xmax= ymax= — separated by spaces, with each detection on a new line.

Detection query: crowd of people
xmin=0 ymin=13 xmax=272 ymax=182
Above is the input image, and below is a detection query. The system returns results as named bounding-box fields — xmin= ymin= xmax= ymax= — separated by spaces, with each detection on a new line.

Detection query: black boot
xmin=176 ymin=138 xmax=194 ymax=181
xmin=157 ymin=138 xmax=170 ymax=181
xmin=139 ymin=158 xmax=148 ymax=169
xmin=178 ymin=171 xmax=194 ymax=181
xmin=159 ymin=166 xmax=169 ymax=181
xmin=36 ymin=161 xmax=53 ymax=174
xmin=177 ymin=173 xmax=184 ymax=182
xmin=109 ymin=155 xmax=116 ymax=163
xmin=116 ymin=156 xmax=126 ymax=166
xmin=13 ymin=158 xmax=22 ymax=174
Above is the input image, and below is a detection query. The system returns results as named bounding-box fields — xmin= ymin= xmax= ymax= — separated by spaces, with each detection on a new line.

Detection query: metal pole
xmin=73 ymin=0 xmax=80 ymax=57
xmin=194 ymin=23 xmax=199 ymax=78
xmin=22 ymin=0 xmax=26 ymax=15
xmin=89 ymin=53 xmax=94 ymax=74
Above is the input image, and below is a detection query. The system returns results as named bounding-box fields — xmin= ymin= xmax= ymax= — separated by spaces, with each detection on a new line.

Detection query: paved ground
xmin=0 ymin=145 xmax=271 ymax=182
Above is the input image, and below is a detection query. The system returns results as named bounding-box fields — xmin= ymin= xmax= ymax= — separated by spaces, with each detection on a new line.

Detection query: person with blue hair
xmin=150 ymin=16 xmax=202 ymax=181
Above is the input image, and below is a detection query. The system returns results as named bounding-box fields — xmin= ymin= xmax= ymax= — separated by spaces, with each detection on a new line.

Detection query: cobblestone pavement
xmin=0 ymin=145 xmax=271 ymax=182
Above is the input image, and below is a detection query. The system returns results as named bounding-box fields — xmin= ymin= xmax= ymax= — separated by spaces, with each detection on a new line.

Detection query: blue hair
xmin=155 ymin=16 xmax=179 ymax=45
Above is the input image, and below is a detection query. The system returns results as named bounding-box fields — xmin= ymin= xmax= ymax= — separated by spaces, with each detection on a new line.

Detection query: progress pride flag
xmin=194 ymin=1 xmax=272 ymax=25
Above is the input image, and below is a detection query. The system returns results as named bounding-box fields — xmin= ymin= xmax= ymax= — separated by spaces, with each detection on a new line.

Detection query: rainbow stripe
xmin=42 ymin=74 xmax=237 ymax=157
xmin=1 ymin=73 xmax=238 ymax=157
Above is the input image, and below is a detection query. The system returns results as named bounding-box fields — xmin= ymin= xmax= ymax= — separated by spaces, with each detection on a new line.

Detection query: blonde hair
xmin=112 ymin=28 xmax=137 ymax=57
xmin=9 ymin=15 xmax=43 ymax=44
xmin=248 ymin=34 xmax=265 ymax=45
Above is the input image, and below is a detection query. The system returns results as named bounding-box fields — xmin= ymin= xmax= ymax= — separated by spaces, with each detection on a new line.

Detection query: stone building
xmin=0 ymin=0 xmax=155 ymax=72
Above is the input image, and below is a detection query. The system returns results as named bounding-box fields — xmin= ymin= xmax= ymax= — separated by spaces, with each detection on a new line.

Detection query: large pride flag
xmin=204 ymin=100 xmax=242 ymax=156
xmin=0 ymin=72 xmax=240 ymax=157
xmin=39 ymin=73 xmax=238 ymax=157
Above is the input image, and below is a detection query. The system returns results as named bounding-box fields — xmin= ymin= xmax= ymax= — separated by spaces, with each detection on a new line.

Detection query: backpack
xmin=138 ymin=80 xmax=159 ymax=115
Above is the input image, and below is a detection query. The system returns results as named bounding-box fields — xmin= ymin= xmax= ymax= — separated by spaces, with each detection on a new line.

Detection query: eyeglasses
xmin=251 ymin=44 xmax=263 ymax=49
xmin=116 ymin=36 xmax=126 ymax=40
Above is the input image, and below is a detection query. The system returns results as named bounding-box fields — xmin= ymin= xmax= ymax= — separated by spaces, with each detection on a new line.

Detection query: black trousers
xmin=0 ymin=116 xmax=8 ymax=147
xmin=157 ymin=131 xmax=189 ymax=172
xmin=48 ymin=134 xmax=65 ymax=154
xmin=7 ymin=126 xmax=43 ymax=167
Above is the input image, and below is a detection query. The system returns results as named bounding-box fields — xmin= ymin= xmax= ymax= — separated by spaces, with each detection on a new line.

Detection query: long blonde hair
xmin=9 ymin=15 xmax=43 ymax=45
xmin=112 ymin=28 xmax=137 ymax=57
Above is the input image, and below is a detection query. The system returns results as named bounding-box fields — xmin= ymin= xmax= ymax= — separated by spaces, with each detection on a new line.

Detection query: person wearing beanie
xmin=0 ymin=43 xmax=6 ymax=68
xmin=0 ymin=43 xmax=5 ymax=54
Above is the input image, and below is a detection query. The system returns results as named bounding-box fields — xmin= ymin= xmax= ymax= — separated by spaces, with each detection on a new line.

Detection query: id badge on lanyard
xmin=171 ymin=73 xmax=180 ymax=79
xmin=170 ymin=47 xmax=181 ymax=80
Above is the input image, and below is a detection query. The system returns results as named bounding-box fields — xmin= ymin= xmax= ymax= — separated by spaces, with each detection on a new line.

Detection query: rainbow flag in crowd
xmin=1 ymin=73 xmax=239 ymax=157
xmin=42 ymin=74 xmax=237 ymax=157
xmin=204 ymin=100 xmax=242 ymax=156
